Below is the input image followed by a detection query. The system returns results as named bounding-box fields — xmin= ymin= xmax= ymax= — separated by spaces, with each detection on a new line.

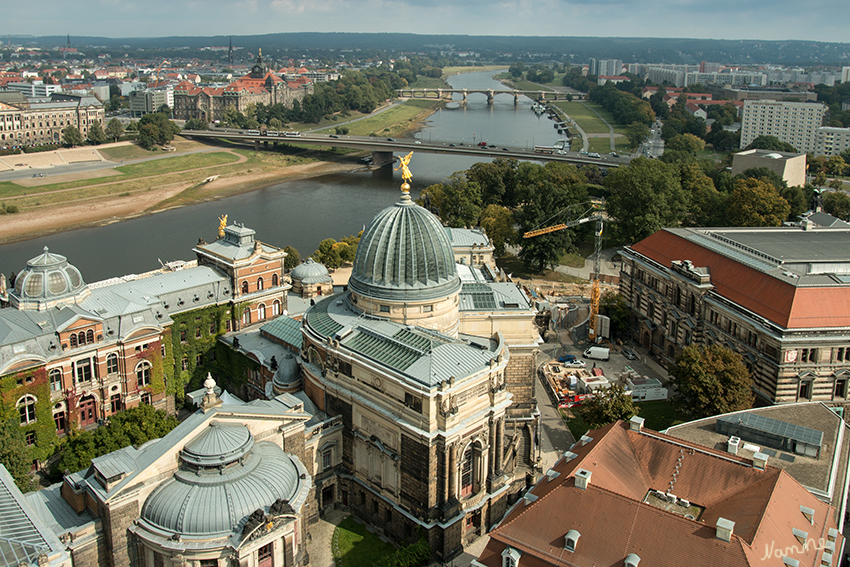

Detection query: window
xmin=161 ymin=344 xmax=166 ymax=357
xmin=49 ymin=369 xmax=62 ymax=392
xmin=257 ymin=277 xmax=264 ymax=291
xmin=242 ymin=309 xmax=251 ymax=325
xmin=196 ymin=327 xmax=202 ymax=339
xmin=460 ymin=445 xmax=474 ymax=497
xmin=136 ymin=361 xmax=151 ymax=387
xmin=74 ymin=359 xmax=92 ymax=383
xmin=210 ymin=321 xmax=216 ymax=334
xmin=272 ymin=274 xmax=279 ymax=287
xmin=196 ymin=353 xmax=203 ymax=366
xmin=180 ymin=330 xmax=187 ymax=343
xmin=140 ymin=392 xmax=152 ymax=405
xmin=836 ymin=380 xmax=848 ymax=399
xmin=110 ymin=393 xmax=122 ymax=414
xmin=86 ymin=329 xmax=94 ymax=343
xmin=323 ymin=448 xmax=333 ymax=470
xmin=199 ymin=559 xmax=217 ymax=567
xmin=380 ymin=305 xmax=390 ymax=313
xmin=69 ymin=334 xmax=77 ymax=348
xmin=106 ymin=353 xmax=119 ymax=375
xmin=18 ymin=395 xmax=36 ymax=425
xmin=339 ymin=361 xmax=352 ymax=377
xmin=404 ymin=392 xmax=422 ymax=413
xmin=422 ymin=304 xmax=433 ymax=313
xmin=241 ymin=281 xmax=249 ymax=295
xmin=182 ymin=357 xmax=188 ymax=371
xmin=54 ymin=410 xmax=66 ymax=434
xmin=77 ymin=332 xmax=86 ymax=346
xmin=258 ymin=543 xmax=273 ymax=567
xmin=272 ymin=300 xmax=281 ymax=316
xmin=799 ymin=380 xmax=813 ymax=400
xmin=25 ymin=431 xmax=36 ymax=446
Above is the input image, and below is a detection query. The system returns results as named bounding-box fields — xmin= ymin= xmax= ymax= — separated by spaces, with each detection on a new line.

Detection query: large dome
xmin=349 ymin=192 xmax=460 ymax=302
xmin=10 ymin=246 xmax=89 ymax=310
xmin=141 ymin=422 xmax=303 ymax=538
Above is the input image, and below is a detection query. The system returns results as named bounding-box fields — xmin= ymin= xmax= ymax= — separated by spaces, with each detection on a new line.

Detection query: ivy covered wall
xmin=0 ymin=368 xmax=60 ymax=463
xmin=169 ymin=304 xmax=234 ymax=397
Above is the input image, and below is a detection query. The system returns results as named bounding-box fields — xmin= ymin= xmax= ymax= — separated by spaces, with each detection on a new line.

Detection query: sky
xmin=3 ymin=0 xmax=849 ymax=44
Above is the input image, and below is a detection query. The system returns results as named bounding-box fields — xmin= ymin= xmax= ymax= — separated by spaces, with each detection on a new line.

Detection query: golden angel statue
xmin=218 ymin=214 xmax=228 ymax=239
xmin=395 ymin=151 xmax=414 ymax=187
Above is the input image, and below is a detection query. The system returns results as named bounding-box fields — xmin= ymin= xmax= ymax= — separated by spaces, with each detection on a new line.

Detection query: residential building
xmin=842 ymin=67 xmax=850 ymax=84
xmin=814 ymin=126 xmax=850 ymax=157
xmin=740 ymin=99 xmax=827 ymax=153
xmin=474 ymin=418 xmax=843 ymax=567
xmin=3 ymin=81 xmax=63 ymax=97
xmin=128 ymin=85 xmax=173 ymax=117
xmin=594 ymin=59 xmax=622 ymax=78
xmin=0 ymin=92 xmax=104 ymax=146
xmin=730 ymin=149 xmax=807 ymax=187
xmin=619 ymin=226 xmax=850 ymax=405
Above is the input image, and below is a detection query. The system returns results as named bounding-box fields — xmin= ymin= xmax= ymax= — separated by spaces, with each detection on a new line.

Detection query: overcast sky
xmin=4 ymin=0 xmax=849 ymax=44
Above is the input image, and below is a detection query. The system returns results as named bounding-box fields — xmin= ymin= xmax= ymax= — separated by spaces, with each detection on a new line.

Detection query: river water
xmin=0 ymin=71 xmax=566 ymax=282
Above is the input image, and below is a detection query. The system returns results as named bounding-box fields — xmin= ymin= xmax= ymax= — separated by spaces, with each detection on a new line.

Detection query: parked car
xmin=609 ymin=152 xmax=620 ymax=157
xmin=387 ymin=137 xmax=395 ymax=141
xmin=622 ymin=348 xmax=637 ymax=360
xmin=583 ymin=346 xmax=610 ymax=360
xmin=557 ymin=354 xmax=577 ymax=363
xmin=563 ymin=360 xmax=587 ymax=368
xmin=588 ymin=152 xmax=601 ymax=158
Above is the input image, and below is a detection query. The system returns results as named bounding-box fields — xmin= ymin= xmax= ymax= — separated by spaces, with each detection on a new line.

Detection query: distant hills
xmin=19 ymin=33 xmax=850 ymax=66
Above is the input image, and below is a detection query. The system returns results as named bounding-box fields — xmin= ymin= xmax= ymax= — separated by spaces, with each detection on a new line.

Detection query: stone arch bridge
xmin=396 ymin=88 xmax=585 ymax=105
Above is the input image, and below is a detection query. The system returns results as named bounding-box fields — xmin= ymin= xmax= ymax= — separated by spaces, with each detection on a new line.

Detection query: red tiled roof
xmin=478 ymin=422 xmax=840 ymax=567
xmin=630 ymin=229 xmax=850 ymax=329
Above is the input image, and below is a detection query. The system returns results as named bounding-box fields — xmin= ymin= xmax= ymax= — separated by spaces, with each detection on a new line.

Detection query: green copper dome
xmin=349 ymin=193 xmax=460 ymax=302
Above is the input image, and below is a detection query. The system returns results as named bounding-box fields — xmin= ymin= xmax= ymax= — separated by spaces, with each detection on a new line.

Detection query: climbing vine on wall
xmin=169 ymin=304 xmax=233 ymax=397
xmin=0 ymin=368 xmax=59 ymax=462
xmin=139 ymin=341 xmax=166 ymax=396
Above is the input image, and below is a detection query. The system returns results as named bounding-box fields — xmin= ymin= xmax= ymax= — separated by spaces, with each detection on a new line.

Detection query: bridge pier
xmin=371 ymin=151 xmax=395 ymax=168
xmin=263 ymin=140 xmax=269 ymax=149
xmin=514 ymin=93 xmax=519 ymax=106
xmin=487 ymin=90 xmax=494 ymax=105
xmin=254 ymin=140 xmax=260 ymax=151
xmin=538 ymin=91 xmax=545 ymax=102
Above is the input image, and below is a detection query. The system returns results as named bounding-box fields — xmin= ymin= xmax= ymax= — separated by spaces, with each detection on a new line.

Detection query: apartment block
xmin=814 ymin=126 xmax=850 ymax=157
xmin=740 ymin=99 xmax=826 ymax=153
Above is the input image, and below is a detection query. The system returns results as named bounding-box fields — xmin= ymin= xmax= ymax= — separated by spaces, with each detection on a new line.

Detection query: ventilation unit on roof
xmin=728 ymin=436 xmax=740 ymax=455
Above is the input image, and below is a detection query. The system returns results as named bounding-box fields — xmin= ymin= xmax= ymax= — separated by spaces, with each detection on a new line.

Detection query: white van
xmin=583 ymin=346 xmax=610 ymax=361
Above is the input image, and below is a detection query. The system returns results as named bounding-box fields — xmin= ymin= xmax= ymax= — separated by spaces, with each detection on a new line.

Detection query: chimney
xmin=575 ymin=469 xmax=592 ymax=490
xmin=752 ymin=452 xmax=768 ymax=470
xmin=629 ymin=415 xmax=645 ymax=432
xmin=716 ymin=517 xmax=735 ymax=542
xmin=802 ymin=218 xmax=815 ymax=231
xmin=727 ymin=436 xmax=740 ymax=455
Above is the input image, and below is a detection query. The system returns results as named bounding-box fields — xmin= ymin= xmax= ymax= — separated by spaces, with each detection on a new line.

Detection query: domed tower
xmin=290 ymin=258 xmax=333 ymax=298
xmin=9 ymin=246 xmax=90 ymax=311
xmin=348 ymin=188 xmax=461 ymax=336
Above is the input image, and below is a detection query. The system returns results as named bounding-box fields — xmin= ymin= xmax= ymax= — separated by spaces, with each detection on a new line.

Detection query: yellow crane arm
xmin=523 ymin=215 xmax=593 ymax=239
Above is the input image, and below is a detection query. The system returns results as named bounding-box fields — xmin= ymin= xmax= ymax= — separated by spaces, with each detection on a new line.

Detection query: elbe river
xmin=0 ymin=70 xmax=568 ymax=282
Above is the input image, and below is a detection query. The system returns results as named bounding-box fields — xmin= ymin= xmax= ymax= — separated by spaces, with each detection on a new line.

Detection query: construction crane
xmin=153 ymin=60 xmax=170 ymax=87
xmin=523 ymin=204 xmax=605 ymax=342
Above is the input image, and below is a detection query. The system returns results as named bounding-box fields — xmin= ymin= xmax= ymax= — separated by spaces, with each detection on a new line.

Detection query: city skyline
xmin=3 ymin=0 xmax=849 ymax=44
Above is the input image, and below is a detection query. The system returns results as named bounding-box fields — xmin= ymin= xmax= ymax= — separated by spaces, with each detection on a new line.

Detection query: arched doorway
xmin=79 ymin=395 xmax=97 ymax=427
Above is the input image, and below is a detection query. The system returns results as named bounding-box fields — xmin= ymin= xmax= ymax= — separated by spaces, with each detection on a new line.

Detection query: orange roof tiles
xmin=478 ymin=422 xmax=841 ymax=567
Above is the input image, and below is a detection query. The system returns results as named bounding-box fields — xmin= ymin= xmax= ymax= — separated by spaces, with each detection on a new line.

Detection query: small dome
xmin=349 ymin=193 xmax=460 ymax=302
xmin=291 ymin=258 xmax=332 ymax=285
xmin=180 ymin=421 xmax=253 ymax=467
xmin=273 ymin=352 xmax=300 ymax=389
xmin=10 ymin=247 xmax=89 ymax=310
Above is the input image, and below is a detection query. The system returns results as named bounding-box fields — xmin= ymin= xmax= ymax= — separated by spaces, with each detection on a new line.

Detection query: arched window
xmin=17 ymin=395 xmax=37 ymax=425
xmin=136 ymin=361 xmax=152 ymax=388
xmin=309 ymin=348 xmax=321 ymax=367
xmin=69 ymin=334 xmax=77 ymax=348
xmin=78 ymin=331 xmax=86 ymax=346
xmin=106 ymin=353 xmax=119 ymax=375
xmin=257 ymin=277 xmax=264 ymax=291
xmin=86 ymin=329 xmax=94 ymax=343
xmin=272 ymin=300 xmax=281 ymax=316
xmin=258 ymin=304 xmax=266 ymax=321
xmin=241 ymin=281 xmax=249 ymax=295
xmin=460 ymin=444 xmax=475 ymax=497
xmin=272 ymin=274 xmax=279 ymax=287
xmin=49 ymin=369 xmax=62 ymax=392
xmin=242 ymin=308 xmax=251 ymax=325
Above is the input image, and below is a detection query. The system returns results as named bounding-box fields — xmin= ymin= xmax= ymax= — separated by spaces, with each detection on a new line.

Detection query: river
xmin=0 ymin=70 xmax=566 ymax=282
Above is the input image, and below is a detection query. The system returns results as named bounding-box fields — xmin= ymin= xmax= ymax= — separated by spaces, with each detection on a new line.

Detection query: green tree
xmin=313 ymin=239 xmax=342 ymax=269
xmin=725 ymin=178 xmax=791 ymax=227
xmin=283 ymin=246 xmax=301 ymax=271
xmin=420 ymin=174 xmax=482 ymax=228
xmin=744 ymin=135 xmax=797 ymax=153
xmin=62 ymin=125 xmax=83 ymax=147
xmin=0 ymin=419 xmax=34 ymax=492
xmin=105 ymin=118 xmax=124 ymax=142
xmin=598 ymin=290 xmax=631 ymax=338
xmin=668 ymin=344 xmax=754 ymax=419
xmin=137 ymin=111 xmax=180 ymax=149
xmin=780 ymin=186 xmax=809 ymax=221
xmin=604 ymin=157 xmax=688 ymax=243
xmin=86 ymin=121 xmax=107 ymax=145
xmin=667 ymin=133 xmax=705 ymax=154
xmin=268 ymin=117 xmax=283 ymax=130
xmin=824 ymin=191 xmax=850 ymax=221
xmin=183 ymin=117 xmax=208 ymax=131
xmin=625 ymin=122 xmax=651 ymax=149
xmin=479 ymin=204 xmax=515 ymax=256
xmin=579 ymin=384 xmax=638 ymax=430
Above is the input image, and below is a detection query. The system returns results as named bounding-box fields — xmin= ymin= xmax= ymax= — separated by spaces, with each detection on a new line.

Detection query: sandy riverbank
xmin=0 ymin=160 xmax=362 ymax=246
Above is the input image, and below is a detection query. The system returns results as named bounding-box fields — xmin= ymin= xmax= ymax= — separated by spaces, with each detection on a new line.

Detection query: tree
xmin=420 ymin=175 xmax=482 ymax=228
xmin=283 ymin=246 xmax=301 ymax=271
xmin=744 ymin=135 xmax=797 ymax=153
xmin=625 ymin=122 xmax=651 ymax=149
xmin=479 ymin=204 xmax=515 ymax=256
xmin=668 ymin=344 xmax=754 ymax=419
xmin=598 ymin=290 xmax=630 ymax=338
xmin=313 ymin=238 xmax=342 ymax=269
xmin=824 ymin=191 xmax=850 ymax=221
xmin=183 ymin=117 xmax=208 ymax=131
xmin=137 ymin=111 xmax=180 ymax=149
xmin=0 ymin=419 xmax=34 ymax=492
xmin=780 ymin=186 xmax=809 ymax=221
xmin=667 ymin=133 xmax=705 ymax=154
xmin=62 ymin=125 xmax=83 ymax=147
xmin=725 ymin=178 xmax=791 ymax=227
xmin=579 ymin=384 xmax=638 ymax=430
xmin=604 ymin=157 xmax=688 ymax=243
xmin=86 ymin=121 xmax=107 ymax=145
xmin=105 ymin=118 xmax=124 ymax=142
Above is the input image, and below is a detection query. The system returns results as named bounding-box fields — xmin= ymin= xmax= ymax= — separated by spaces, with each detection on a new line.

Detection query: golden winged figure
xmin=218 ymin=214 xmax=228 ymax=239
xmin=395 ymin=151 xmax=414 ymax=187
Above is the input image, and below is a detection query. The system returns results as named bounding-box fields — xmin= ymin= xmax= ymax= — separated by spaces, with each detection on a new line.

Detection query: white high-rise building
xmin=814 ymin=127 xmax=850 ymax=157
xmin=740 ymin=100 xmax=826 ymax=153
xmin=841 ymin=66 xmax=850 ymax=83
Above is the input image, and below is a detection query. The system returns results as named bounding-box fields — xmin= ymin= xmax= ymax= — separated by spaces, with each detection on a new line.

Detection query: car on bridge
xmin=478 ymin=141 xmax=487 ymax=147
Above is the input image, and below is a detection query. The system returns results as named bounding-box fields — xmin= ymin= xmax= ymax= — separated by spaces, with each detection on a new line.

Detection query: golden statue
xmin=395 ymin=151 xmax=413 ymax=191
xmin=218 ymin=214 xmax=227 ymax=239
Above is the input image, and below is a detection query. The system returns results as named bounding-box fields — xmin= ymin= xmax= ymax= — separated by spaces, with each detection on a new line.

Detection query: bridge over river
xmin=181 ymin=130 xmax=625 ymax=169
xmin=396 ymin=88 xmax=585 ymax=105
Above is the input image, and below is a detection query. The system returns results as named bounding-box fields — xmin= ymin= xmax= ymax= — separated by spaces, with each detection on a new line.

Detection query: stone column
xmin=442 ymin=443 xmax=450 ymax=505
xmin=488 ymin=417 xmax=496 ymax=479
xmin=495 ymin=418 xmax=504 ymax=474
xmin=448 ymin=443 xmax=458 ymax=502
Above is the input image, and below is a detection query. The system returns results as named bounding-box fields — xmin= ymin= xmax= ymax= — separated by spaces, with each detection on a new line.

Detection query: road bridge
xmin=396 ymin=88 xmax=585 ymax=105
xmin=181 ymin=130 xmax=625 ymax=169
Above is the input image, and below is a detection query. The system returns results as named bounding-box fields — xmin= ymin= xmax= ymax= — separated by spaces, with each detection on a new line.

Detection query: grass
xmin=552 ymin=102 xmax=613 ymax=135
xmin=98 ymin=144 xmax=159 ymax=161
xmin=409 ymin=76 xmax=445 ymax=89
xmin=114 ymin=152 xmax=240 ymax=176
xmin=442 ymin=65 xmax=507 ymax=77
xmin=333 ymin=516 xmax=396 ymax=567
xmin=503 ymin=79 xmax=554 ymax=92
xmin=562 ymin=400 xmax=687 ymax=440
xmin=330 ymin=99 xmax=442 ymax=138
xmin=496 ymin=254 xmax=586 ymax=284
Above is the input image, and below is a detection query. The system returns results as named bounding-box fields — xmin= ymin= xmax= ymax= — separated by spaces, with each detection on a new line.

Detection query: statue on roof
xmin=218 ymin=214 xmax=228 ymax=239
xmin=395 ymin=151 xmax=414 ymax=191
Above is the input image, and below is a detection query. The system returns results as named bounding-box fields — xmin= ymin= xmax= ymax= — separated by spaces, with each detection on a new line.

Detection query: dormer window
xmin=565 ymin=529 xmax=581 ymax=552
xmin=501 ymin=546 xmax=521 ymax=567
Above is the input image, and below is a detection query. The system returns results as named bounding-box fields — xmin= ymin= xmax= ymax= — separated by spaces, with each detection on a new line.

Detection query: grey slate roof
xmin=261 ymin=315 xmax=302 ymax=351
xmin=445 ymin=227 xmax=491 ymax=247
xmin=304 ymin=294 xmax=501 ymax=388
xmin=25 ymin=483 xmax=96 ymax=536
xmin=291 ymin=258 xmax=332 ymax=285
xmin=459 ymin=282 xmax=533 ymax=312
